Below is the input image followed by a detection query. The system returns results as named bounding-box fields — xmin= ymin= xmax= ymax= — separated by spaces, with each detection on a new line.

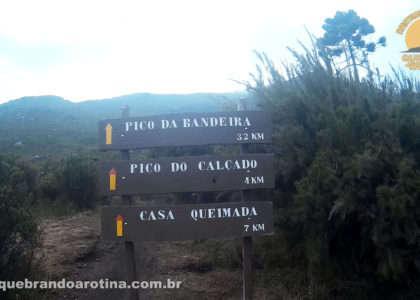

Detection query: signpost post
xmin=239 ymin=98 xmax=254 ymax=300
xmin=98 ymin=102 xmax=274 ymax=300
xmin=119 ymin=106 xmax=139 ymax=300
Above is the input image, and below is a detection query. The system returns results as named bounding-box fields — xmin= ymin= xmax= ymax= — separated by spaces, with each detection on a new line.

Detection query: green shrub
xmin=244 ymin=41 xmax=420 ymax=297
xmin=0 ymin=152 xmax=38 ymax=296
xmin=56 ymin=155 xmax=99 ymax=209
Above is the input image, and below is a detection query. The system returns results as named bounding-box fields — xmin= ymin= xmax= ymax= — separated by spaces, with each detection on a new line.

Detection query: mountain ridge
xmin=0 ymin=91 xmax=249 ymax=156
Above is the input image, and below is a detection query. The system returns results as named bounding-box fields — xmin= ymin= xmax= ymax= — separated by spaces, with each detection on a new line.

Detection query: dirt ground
xmin=34 ymin=211 xmax=245 ymax=300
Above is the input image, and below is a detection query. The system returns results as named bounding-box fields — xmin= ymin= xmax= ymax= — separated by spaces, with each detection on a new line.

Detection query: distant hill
xmin=0 ymin=92 xmax=249 ymax=157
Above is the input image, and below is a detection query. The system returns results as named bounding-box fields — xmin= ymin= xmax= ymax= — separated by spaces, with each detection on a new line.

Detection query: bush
xmin=56 ymin=155 xmax=99 ymax=209
xmin=0 ymin=152 xmax=38 ymax=292
xmin=244 ymin=42 xmax=420 ymax=297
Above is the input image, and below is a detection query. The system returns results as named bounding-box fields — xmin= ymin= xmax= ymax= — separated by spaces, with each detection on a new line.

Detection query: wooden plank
xmin=101 ymin=201 xmax=274 ymax=242
xmin=99 ymin=154 xmax=275 ymax=196
xmin=99 ymin=111 xmax=272 ymax=150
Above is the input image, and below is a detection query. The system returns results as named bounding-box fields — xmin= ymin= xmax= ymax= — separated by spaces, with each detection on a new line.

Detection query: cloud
xmin=0 ymin=35 xmax=100 ymax=71
xmin=0 ymin=0 xmax=417 ymax=103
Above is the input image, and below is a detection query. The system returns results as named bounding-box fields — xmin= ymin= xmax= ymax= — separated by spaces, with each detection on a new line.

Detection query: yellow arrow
xmin=109 ymin=168 xmax=117 ymax=191
xmin=116 ymin=215 xmax=123 ymax=237
xmin=105 ymin=123 xmax=113 ymax=145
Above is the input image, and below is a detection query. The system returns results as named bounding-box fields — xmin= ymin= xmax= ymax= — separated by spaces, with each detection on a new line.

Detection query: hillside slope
xmin=0 ymin=92 xmax=246 ymax=156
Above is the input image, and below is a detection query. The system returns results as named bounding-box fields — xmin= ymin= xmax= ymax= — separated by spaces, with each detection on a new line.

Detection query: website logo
xmin=396 ymin=10 xmax=420 ymax=70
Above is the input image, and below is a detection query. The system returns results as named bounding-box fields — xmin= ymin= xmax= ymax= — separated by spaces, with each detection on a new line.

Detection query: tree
xmin=321 ymin=10 xmax=386 ymax=81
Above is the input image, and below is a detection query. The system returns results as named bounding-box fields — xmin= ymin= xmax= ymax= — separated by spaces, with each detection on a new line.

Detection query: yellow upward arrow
xmin=105 ymin=123 xmax=113 ymax=145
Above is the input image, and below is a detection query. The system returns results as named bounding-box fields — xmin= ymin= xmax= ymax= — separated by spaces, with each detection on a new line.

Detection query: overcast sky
xmin=0 ymin=0 xmax=418 ymax=104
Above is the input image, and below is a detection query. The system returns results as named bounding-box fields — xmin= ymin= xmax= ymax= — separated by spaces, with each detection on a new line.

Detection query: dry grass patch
xmin=34 ymin=211 xmax=101 ymax=278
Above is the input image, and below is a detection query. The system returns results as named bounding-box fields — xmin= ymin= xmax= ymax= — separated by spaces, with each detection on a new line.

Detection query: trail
xmin=36 ymin=211 xmax=242 ymax=300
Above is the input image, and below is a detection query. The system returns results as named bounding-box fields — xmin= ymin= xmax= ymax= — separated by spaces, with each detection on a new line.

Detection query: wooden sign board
xmin=101 ymin=201 xmax=274 ymax=242
xmin=99 ymin=154 xmax=274 ymax=196
xmin=99 ymin=111 xmax=272 ymax=150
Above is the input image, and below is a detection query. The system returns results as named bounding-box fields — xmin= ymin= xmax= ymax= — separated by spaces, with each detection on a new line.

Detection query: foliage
xmin=243 ymin=36 xmax=420 ymax=297
xmin=37 ymin=154 xmax=99 ymax=210
xmin=0 ymin=152 xmax=38 ymax=293
xmin=55 ymin=155 xmax=99 ymax=209
xmin=0 ymin=92 xmax=244 ymax=157
xmin=320 ymin=10 xmax=386 ymax=81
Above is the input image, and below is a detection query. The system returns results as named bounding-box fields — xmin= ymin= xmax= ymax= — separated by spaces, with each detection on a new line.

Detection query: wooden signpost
xmin=102 ymin=201 xmax=273 ymax=242
xmin=99 ymin=110 xmax=272 ymax=150
xmin=99 ymin=102 xmax=274 ymax=300
xmin=99 ymin=154 xmax=274 ymax=195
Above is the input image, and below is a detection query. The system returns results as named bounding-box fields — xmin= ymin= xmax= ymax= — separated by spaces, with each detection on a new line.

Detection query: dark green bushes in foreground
xmin=0 ymin=152 xmax=38 ymax=284
xmin=245 ymin=45 xmax=420 ymax=298
xmin=0 ymin=152 xmax=99 ymax=298
xmin=57 ymin=155 xmax=99 ymax=209
xmin=39 ymin=154 xmax=99 ymax=209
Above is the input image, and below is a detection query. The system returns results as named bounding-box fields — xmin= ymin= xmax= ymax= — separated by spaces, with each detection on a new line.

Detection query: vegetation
xmin=243 ymin=30 xmax=420 ymax=298
xmin=0 ymin=152 xmax=38 ymax=297
xmin=56 ymin=155 xmax=99 ymax=209
xmin=0 ymin=92 xmax=244 ymax=157
xmin=1 ymin=9 xmax=419 ymax=300
xmin=36 ymin=154 xmax=100 ymax=210
xmin=320 ymin=9 xmax=386 ymax=81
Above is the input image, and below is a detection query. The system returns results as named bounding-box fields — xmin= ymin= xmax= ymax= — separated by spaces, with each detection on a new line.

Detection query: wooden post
xmin=238 ymin=98 xmax=253 ymax=300
xmin=120 ymin=106 xmax=139 ymax=300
